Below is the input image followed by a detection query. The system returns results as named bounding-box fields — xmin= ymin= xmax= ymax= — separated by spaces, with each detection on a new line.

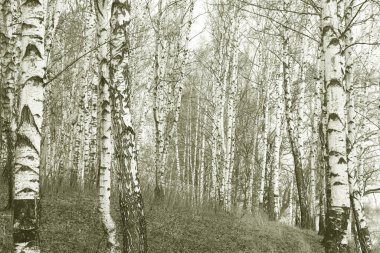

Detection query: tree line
xmin=1 ymin=0 xmax=379 ymax=252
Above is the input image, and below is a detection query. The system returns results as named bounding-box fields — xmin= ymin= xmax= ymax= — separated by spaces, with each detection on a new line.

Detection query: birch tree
xmin=344 ymin=0 xmax=372 ymax=251
xmin=272 ymin=70 xmax=284 ymax=220
xmin=258 ymin=59 xmax=270 ymax=210
xmin=322 ymin=0 xmax=351 ymax=251
xmin=150 ymin=0 xmax=196 ymax=200
xmin=109 ymin=0 xmax=148 ymax=251
xmin=94 ymin=0 xmax=120 ymax=251
xmin=224 ymin=22 xmax=239 ymax=211
xmin=0 ymin=0 xmax=18 ymax=210
xmin=13 ymin=0 xmax=47 ymax=252
xmin=282 ymin=3 xmax=309 ymax=228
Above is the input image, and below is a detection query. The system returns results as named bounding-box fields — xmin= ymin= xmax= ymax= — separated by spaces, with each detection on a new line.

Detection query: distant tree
xmin=282 ymin=0 xmax=309 ymax=229
xmin=345 ymin=0 xmax=372 ymax=251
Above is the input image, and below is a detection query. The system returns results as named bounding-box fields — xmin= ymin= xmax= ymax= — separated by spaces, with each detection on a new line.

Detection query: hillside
xmin=0 ymin=190 xmax=325 ymax=253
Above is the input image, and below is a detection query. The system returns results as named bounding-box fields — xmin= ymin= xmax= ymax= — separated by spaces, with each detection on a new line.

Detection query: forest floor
xmin=0 ymin=186 xmax=373 ymax=253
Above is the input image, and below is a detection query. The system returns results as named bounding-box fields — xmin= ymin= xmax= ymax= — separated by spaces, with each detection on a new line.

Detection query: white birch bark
xmin=183 ymin=107 xmax=189 ymax=194
xmin=78 ymin=0 xmax=95 ymax=190
xmin=43 ymin=91 xmax=52 ymax=184
xmin=211 ymin=4 xmax=236 ymax=203
xmin=89 ymin=1 xmax=99 ymax=186
xmin=95 ymin=0 xmax=120 ymax=251
xmin=344 ymin=1 xmax=372 ymax=251
xmin=211 ymin=80 xmax=219 ymax=201
xmin=258 ymin=81 xmax=270 ymax=209
xmin=282 ymin=2 xmax=308 ymax=228
xmin=109 ymin=1 xmax=148 ymax=251
xmin=218 ymin=26 xmax=232 ymax=204
xmin=171 ymin=0 xmax=195 ymax=191
xmin=152 ymin=0 xmax=167 ymax=199
xmin=310 ymin=43 xmax=322 ymax=231
xmin=78 ymin=90 xmax=86 ymax=189
xmin=198 ymin=105 xmax=207 ymax=205
xmin=272 ymin=71 xmax=284 ymax=220
xmin=45 ymin=0 xmax=62 ymax=67
xmin=247 ymin=118 xmax=259 ymax=213
xmin=296 ymin=79 xmax=306 ymax=165
xmin=187 ymin=94 xmax=192 ymax=200
xmin=289 ymin=176 xmax=294 ymax=226
xmin=13 ymin=0 xmax=46 ymax=252
xmin=322 ymin=0 xmax=351 ymax=251
xmin=211 ymin=30 xmax=227 ymax=202
xmin=192 ymin=95 xmax=200 ymax=206
xmin=224 ymin=39 xmax=239 ymax=211
xmin=1 ymin=0 xmax=19 ymax=209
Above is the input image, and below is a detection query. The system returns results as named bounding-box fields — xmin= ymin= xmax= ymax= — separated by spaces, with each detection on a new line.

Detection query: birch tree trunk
xmin=45 ymin=0 xmax=62 ymax=66
xmin=289 ymin=176 xmax=294 ymax=226
xmin=1 ymin=0 xmax=18 ymax=209
xmin=0 ymin=1 xmax=5 ymax=175
xmin=272 ymin=71 xmax=284 ymax=221
xmin=282 ymin=16 xmax=308 ymax=228
xmin=218 ymin=15 xmax=233 ymax=204
xmin=198 ymin=104 xmax=207 ymax=205
xmin=317 ymin=20 xmax=328 ymax=235
xmin=224 ymin=37 xmax=239 ymax=211
xmin=322 ymin=0 xmax=351 ymax=251
xmin=296 ymin=79 xmax=306 ymax=167
xmin=210 ymin=4 xmax=236 ymax=204
xmin=258 ymin=83 xmax=270 ymax=210
xmin=171 ymin=0 xmax=195 ymax=191
xmin=152 ymin=0 xmax=167 ymax=200
xmin=109 ymin=1 xmax=148 ymax=251
xmin=247 ymin=120 xmax=259 ymax=213
xmin=192 ymin=95 xmax=200 ymax=206
xmin=77 ymin=0 xmax=96 ymax=190
xmin=211 ymin=80 xmax=219 ymax=201
xmin=311 ymin=43 xmax=322 ymax=231
xmin=186 ymin=94 xmax=192 ymax=202
xmin=13 ymin=0 xmax=47 ymax=251
xmin=89 ymin=0 xmax=99 ymax=186
xmin=95 ymin=0 xmax=120 ymax=251
xmin=211 ymin=30 xmax=227 ymax=202
xmin=344 ymin=1 xmax=372 ymax=251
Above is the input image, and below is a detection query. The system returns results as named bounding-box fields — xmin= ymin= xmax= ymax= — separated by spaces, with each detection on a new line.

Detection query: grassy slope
xmin=147 ymin=206 xmax=324 ymax=253
xmin=0 ymin=189 xmax=326 ymax=253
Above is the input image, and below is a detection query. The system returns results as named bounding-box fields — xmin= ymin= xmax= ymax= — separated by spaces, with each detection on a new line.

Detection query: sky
xmin=189 ymin=0 xmax=209 ymax=49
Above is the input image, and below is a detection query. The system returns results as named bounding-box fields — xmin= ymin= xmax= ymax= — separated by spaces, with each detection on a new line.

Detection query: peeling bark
xmin=13 ymin=0 xmax=47 ymax=252
xmin=95 ymin=0 xmax=120 ymax=251
xmin=322 ymin=0 xmax=351 ymax=251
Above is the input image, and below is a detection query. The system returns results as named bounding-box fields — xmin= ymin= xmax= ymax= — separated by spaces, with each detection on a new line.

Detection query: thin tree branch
xmin=239 ymin=0 xmax=319 ymax=16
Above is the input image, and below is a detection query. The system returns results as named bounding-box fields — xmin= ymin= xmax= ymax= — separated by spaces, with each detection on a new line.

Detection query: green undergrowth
xmin=0 ymin=188 xmax=329 ymax=253
xmin=147 ymin=206 xmax=325 ymax=253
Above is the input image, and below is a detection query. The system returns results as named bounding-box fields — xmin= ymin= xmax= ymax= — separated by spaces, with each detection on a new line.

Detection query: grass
xmin=0 ymin=184 xmax=328 ymax=253
xmin=146 ymin=206 xmax=324 ymax=253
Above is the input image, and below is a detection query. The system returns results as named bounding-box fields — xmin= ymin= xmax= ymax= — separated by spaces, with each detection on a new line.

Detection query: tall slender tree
xmin=282 ymin=3 xmax=308 ymax=228
xmin=109 ymin=0 xmax=148 ymax=251
xmin=322 ymin=0 xmax=351 ymax=251
xmin=13 ymin=0 xmax=47 ymax=252
xmin=272 ymin=70 xmax=284 ymax=221
xmin=1 ymin=0 xmax=18 ymax=210
xmin=94 ymin=0 xmax=120 ymax=251
xmin=344 ymin=0 xmax=372 ymax=251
